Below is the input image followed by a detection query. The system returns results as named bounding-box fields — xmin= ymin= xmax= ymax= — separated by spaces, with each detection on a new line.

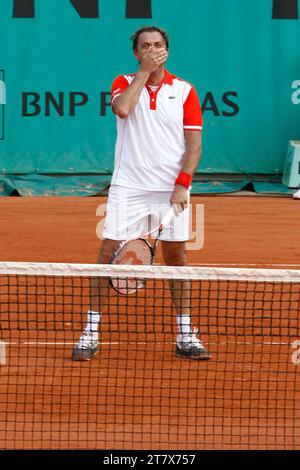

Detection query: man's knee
xmin=97 ymin=239 xmax=120 ymax=264
xmin=162 ymin=242 xmax=187 ymax=266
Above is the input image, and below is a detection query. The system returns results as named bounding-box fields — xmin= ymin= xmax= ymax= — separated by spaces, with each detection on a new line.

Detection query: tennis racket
xmin=109 ymin=207 xmax=175 ymax=294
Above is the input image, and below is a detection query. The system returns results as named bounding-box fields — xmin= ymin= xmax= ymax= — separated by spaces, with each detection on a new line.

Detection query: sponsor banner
xmin=0 ymin=0 xmax=299 ymax=175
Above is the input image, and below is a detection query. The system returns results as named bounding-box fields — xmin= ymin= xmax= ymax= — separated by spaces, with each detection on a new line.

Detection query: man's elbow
xmin=112 ymin=103 xmax=129 ymax=119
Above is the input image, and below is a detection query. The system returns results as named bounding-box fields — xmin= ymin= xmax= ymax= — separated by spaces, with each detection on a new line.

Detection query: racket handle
xmin=125 ymin=207 xmax=176 ymax=242
xmin=159 ymin=207 xmax=176 ymax=232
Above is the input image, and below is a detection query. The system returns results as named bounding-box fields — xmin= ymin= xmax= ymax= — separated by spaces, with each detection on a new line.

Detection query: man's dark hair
xmin=131 ymin=26 xmax=169 ymax=51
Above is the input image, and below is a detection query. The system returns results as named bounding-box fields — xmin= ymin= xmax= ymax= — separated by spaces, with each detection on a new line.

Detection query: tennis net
xmin=0 ymin=261 xmax=299 ymax=450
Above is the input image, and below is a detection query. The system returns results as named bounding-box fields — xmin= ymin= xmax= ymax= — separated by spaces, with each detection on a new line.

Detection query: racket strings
xmin=110 ymin=239 xmax=153 ymax=294
xmin=112 ymin=239 xmax=153 ymax=266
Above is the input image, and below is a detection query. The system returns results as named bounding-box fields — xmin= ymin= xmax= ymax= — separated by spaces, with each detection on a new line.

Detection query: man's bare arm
xmin=170 ymin=130 xmax=202 ymax=213
xmin=112 ymin=70 xmax=150 ymax=118
xmin=180 ymin=130 xmax=202 ymax=176
xmin=112 ymin=48 xmax=168 ymax=119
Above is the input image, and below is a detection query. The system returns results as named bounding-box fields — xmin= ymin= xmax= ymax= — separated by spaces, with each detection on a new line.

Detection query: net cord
xmin=1 ymin=261 xmax=300 ymax=282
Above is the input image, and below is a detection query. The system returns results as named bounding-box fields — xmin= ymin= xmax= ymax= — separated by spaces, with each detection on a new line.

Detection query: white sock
xmin=84 ymin=310 xmax=101 ymax=339
xmin=177 ymin=315 xmax=191 ymax=336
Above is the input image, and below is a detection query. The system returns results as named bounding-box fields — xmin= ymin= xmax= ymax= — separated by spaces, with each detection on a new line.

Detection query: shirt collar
xmin=163 ymin=69 xmax=173 ymax=85
xmin=145 ymin=69 xmax=173 ymax=87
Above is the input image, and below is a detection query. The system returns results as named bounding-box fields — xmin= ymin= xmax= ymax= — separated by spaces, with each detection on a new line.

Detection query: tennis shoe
xmin=293 ymin=188 xmax=300 ymax=199
xmin=175 ymin=328 xmax=211 ymax=360
xmin=72 ymin=330 xmax=98 ymax=361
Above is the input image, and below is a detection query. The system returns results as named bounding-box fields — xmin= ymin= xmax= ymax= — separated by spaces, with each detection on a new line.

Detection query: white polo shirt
xmin=110 ymin=69 xmax=203 ymax=191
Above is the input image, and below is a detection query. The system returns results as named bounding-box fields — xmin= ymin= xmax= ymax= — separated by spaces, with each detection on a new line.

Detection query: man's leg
xmin=72 ymin=239 xmax=120 ymax=361
xmin=72 ymin=186 xmax=154 ymax=360
xmin=161 ymin=241 xmax=211 ymax=360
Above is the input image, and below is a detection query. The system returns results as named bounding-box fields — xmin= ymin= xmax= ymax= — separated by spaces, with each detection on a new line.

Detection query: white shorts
xmin=102 ymin=185 xmax=190 ymax=242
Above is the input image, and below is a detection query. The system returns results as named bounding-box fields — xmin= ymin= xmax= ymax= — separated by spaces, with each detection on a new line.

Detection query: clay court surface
xmin=0 ymin=195 xmax=300 ymax=265
xmin=0 ymin=195 xmax=300 ymax=450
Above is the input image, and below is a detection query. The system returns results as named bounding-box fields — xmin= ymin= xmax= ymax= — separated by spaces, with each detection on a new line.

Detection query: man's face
xmin=134 ymin=31 xmax=167 ymax=61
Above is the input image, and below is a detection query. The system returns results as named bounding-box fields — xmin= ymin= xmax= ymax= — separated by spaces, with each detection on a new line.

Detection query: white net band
xmin=0 ymin=261 xmax=300 ymax=282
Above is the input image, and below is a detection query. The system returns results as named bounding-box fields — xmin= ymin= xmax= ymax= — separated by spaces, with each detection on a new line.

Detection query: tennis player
xmin=72 ymin=26 xmax=211 ymax=361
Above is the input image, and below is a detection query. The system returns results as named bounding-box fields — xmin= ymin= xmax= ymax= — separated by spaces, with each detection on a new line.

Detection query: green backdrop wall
xmin=0 ymin=0 xmax=300 ymax=179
